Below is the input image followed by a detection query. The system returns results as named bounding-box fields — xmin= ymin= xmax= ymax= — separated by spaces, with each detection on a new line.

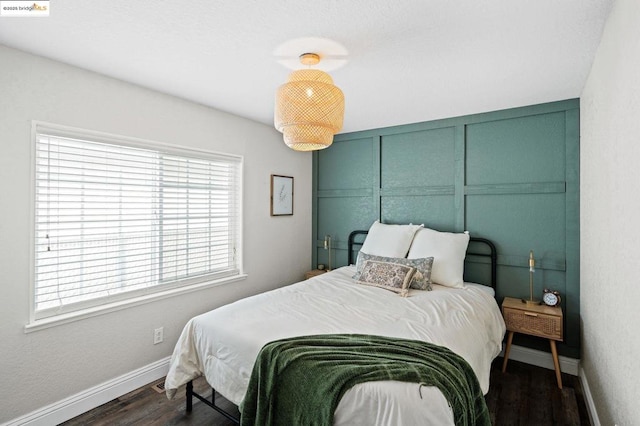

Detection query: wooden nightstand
xmin=501 ymin=296 xmax=564 ymax=388
xmin=304 ymin=269 xmax=327 ymax=280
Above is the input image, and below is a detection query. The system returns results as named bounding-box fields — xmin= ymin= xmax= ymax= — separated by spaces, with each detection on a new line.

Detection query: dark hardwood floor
xmin=62 ymin=358 xmax=590 ymax=425
xmin=486 ymin=359 xmax=590 ymax=425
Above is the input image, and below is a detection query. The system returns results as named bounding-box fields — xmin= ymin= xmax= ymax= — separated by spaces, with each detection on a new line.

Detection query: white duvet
xmin=165 ymin=266 xmax=506 ymax=425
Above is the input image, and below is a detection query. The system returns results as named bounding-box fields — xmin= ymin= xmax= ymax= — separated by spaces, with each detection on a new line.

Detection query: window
xmin=32 ymin=123 xmax=243 ymax=323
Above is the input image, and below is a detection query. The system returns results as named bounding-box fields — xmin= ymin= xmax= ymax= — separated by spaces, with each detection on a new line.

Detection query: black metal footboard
xmin=186 ymin=380 xmax=240 ymax=424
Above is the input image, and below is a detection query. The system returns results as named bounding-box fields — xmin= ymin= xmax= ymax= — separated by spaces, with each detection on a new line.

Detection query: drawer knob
xmin=524 ymin=312 xmax=538 ymax=317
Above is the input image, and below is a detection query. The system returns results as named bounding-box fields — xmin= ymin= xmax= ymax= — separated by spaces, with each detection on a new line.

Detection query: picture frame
xmin=270 ymin=174 xmax=294 ymax=216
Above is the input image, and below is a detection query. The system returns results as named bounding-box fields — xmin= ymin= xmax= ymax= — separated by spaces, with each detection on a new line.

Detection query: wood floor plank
xmin=527 ymin=360 xmax=553 ymax=425
xmin=62 ymin=359 xmax=590 ymax=425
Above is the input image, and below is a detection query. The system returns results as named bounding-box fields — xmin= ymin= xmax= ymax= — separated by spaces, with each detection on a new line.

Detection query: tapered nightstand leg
xmin=502 ymin=331 xmax=514 ymax=372
xmin=549 ymin=340 xmax=563 ymax=389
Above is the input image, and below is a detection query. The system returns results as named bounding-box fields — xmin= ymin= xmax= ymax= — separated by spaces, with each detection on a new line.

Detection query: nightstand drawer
xmin=503 ymin=307 xmax=562 ymax=340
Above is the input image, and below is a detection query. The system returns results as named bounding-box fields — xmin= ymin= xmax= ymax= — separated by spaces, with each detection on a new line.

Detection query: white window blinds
xmin=33 ymin=124 xmax=243 ymax=320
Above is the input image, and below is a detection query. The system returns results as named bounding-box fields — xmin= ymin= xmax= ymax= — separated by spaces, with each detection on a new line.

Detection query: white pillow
xmin=407 ymin=227 xmax=470 ymax=288
xmin=359 ymin=220 xmax=423 ymax=258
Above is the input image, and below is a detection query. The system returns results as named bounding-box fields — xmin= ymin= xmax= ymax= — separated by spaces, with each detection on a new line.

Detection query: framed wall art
xmin=270 ymin=174 xmax=293 ymax=216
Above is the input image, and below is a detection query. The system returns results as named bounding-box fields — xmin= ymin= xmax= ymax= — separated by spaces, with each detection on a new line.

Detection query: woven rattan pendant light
xmin=275 ymin=53 xmax=345 ymax=151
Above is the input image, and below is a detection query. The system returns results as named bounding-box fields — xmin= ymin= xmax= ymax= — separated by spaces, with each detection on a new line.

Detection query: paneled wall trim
xmin=313 ymin=99 xmax=580 ymax=358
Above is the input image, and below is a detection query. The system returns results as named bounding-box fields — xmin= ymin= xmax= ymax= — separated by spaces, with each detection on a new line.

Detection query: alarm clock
xmin=542 ymin=288 xmax=561 ymax=307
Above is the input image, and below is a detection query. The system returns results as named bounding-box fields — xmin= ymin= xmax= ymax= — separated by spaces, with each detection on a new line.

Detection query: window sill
xmin=25 ymin=274 xmax=248 ymax=333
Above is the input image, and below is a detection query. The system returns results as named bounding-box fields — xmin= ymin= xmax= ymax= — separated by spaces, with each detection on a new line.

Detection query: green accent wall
xmin=312 ymin=99 xmax=580 ymax=358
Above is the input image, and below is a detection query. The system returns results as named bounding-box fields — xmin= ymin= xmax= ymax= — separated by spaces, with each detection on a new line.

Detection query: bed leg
xmin=186 ymin=380 xmax=193 ymax=413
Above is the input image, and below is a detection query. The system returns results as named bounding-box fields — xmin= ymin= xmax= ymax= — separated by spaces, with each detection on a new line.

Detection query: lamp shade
xmin=275 ymin=69 xmax=345 ymax=151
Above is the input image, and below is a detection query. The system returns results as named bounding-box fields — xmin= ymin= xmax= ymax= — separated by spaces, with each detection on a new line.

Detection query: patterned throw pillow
xmin=355 ymin=260 xmax=416 ymax=297
xmin=353 ymin=252 xmax=434 ymax=291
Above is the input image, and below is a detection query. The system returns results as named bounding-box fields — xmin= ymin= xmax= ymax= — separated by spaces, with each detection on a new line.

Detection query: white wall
xmin=580 ymin=0 xmax=640 ymax=424
xmin=0 ymin=45 xmax=312 ymax=422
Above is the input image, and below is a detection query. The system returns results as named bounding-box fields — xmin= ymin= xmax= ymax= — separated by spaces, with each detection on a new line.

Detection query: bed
xmin=165 ymin=223 xmax=506 ymax=425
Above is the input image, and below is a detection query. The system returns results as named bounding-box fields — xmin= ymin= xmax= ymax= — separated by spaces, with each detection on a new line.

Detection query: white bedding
xmin=165 ymin=265 xmax=506 ymax=425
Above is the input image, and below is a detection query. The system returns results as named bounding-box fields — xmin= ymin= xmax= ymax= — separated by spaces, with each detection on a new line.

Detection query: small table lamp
xmin=324 ymin=235 xmax=332 ymax=271
xmin=523 ymin=250 xmax=540 ymax=305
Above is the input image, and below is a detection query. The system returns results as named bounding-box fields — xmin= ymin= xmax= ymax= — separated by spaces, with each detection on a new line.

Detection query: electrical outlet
xmin=153 ymin=327 xmax=164 ymax=344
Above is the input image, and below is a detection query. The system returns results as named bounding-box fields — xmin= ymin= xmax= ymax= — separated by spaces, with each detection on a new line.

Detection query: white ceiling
xmin=0 ymin=0 xmax=614 ymax=134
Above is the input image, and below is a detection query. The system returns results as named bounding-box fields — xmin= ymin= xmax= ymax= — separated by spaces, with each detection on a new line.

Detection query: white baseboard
xmin=579 ymin=366 xmax=601 ymax=426
xmin=500 ymin=344 xmax=580 ymax=376
xmin=2 ymin=357 xmax=171 ymax=426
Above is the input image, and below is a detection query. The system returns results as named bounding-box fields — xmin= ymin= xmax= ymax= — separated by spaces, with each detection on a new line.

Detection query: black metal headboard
xmin=347 ymin=230 xmax=497 ymax=290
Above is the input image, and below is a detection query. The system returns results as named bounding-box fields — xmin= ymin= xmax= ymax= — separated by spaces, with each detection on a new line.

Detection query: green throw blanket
xmin=239 ymin=334 xmax=490 ymax=426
